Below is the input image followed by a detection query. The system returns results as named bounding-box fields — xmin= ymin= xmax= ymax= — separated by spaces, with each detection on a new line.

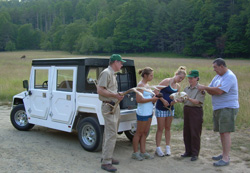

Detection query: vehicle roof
xmin=32 ymin=57 xmax=135 ymax=67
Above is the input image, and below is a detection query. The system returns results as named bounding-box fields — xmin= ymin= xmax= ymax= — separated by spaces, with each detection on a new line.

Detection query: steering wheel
xmin=42 ymin=80 xmax=48 ymax=88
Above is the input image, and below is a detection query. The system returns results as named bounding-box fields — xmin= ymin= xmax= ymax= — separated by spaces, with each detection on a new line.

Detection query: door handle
xmin=43 ymin=93 xmax=46 ymax=98
xmin=66 ymin=95 xmax=71 ymax=100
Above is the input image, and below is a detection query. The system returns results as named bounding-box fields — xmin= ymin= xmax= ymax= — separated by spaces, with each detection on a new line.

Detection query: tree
xmin=149 ymin=1 xmax=168 ymax=52
xmin=113 ymin=0 xmax=152 ymax=52
xmin=165 ymin=0 xmax=195 ymax=54
xmin=0 ymin=11 xmax=17 ymax=51
xmin=191 ymin=0 xmax=225 ymax=56
xmin=46 ymin=17 xmax=64 ymax=50
xmin=225 ymin=14 xmax=248 ymax=57
xmin=75 ymin=33 xmax=99 ymax=54
xmin=5 ymin=40 xmax=16 ymax=51
xmin=16 ymin=24 xmax=36 ymax=50
xmin=60 ymin=19 xmax=89 ymax=53
xmin=92 ymin=17 xmax=114 ymax=39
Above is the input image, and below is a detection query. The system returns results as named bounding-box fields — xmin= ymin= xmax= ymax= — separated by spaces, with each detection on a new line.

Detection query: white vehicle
xmin=10 ymin=58 xmax=156 ymax=151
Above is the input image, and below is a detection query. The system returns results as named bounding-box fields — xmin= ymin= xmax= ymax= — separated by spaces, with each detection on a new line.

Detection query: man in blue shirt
xmin=198 ymin=58 xmax=239 ymax=167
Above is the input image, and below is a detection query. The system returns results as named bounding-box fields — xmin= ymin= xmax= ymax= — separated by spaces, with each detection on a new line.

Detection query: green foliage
xmin=75 ymin=34 xmax=99 ymax=54
xmin=0 ymin=11 xmax=17 ymax=51
xmin=165 ymin=0 xmax=194 ymax=54
xmin=191 ymin=0 xmax=225 ymax=56
xmin=113 ymin=0 xmax=152 ymax=52
xmin=16 ymin=24 xmax=41 ymax=50
xmin=5 ymin=40 xmax=16 ymax=51
xmin=1 ymin=0 xmax=250 ymax=57
xmin=60 ymin=19 xmax=89 ymax=53
xmin=149 ymin=2 xmax=168 ymax=52
xmin=40 ymin=40 xmax=52 ymax=51
xmin=172 ymin=121 xmax=184 ymax=131
xmin=225 ymin=12 xmax=250 ymax=57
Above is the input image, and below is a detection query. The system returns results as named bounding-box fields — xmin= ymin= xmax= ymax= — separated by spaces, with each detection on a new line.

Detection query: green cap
xmin=187 ymin=70 xmax=199 ymax=77
xmin=110 ymin=54 xmax=126 ymax=63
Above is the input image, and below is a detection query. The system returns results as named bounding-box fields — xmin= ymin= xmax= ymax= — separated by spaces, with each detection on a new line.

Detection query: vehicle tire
xmin=77 ymin=117 xmax=103 ymax=152
xmin=124 ymin=128 xmax=150 ymax=142
xmin=124 ymin=130 xmax=136 ymax=141
xmin=10 ymin=104 xmax=34 ymax=131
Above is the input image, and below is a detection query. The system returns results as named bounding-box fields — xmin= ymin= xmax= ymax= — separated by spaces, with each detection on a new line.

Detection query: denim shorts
xmin=136 ymin=114 xmax=153 ymax=121
xmin=213 ymin=108 xmax=238 ymax=133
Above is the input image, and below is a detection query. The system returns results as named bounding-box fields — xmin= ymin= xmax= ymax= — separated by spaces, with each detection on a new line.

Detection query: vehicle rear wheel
xmin=77 ymin=117 xmax=103 ymax=152
xmin=124 ymin=128 xmax=150 ymax=142
xmin=124 ymin=130 xmax=136 ymax=141
xmin=10 ymin=104 xmax=34 ymax=131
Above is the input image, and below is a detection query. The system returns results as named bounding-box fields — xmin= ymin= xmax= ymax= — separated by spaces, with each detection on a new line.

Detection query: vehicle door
xmin=50 ymin=67 xmax=77 ymax=124
xmin=29 ymin=67 xmax=50 ymax=119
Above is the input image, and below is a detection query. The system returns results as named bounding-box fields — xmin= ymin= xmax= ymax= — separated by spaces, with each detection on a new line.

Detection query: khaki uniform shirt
xmin=184 ymin=83 xmax=205 ymax=107
xmin=97 ymin=66 xmax=118 ymax=102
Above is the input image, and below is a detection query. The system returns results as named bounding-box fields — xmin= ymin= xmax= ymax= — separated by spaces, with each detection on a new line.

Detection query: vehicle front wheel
xmin=10 ymin=104 xmax=34 ymax=131
xmin=77 ymin=117 xmax=103 ymax=152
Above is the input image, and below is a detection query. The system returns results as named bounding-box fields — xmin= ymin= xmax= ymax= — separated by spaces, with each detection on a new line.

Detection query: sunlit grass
xmin=0 ymin=50 xmax=249 ymax=128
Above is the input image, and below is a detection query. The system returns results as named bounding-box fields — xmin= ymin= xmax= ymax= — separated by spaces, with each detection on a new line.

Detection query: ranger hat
xmin=187 ymin=70 xmax=199 ymax=77
xmin=110 ymin=54 xmax=126 ymax=63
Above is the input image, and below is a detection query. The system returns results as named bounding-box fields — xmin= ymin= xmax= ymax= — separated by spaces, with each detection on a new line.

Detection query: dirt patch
xmin=0 ymin=105 xmax=249 ymax=172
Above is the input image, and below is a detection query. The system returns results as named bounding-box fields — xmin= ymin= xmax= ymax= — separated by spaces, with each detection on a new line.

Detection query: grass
xmin=0 ymin=50 xmax=250 ymax=129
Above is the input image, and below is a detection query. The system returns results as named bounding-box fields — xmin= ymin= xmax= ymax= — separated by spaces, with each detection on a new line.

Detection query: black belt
xmin=103 ymin=101 xmax=115 ymax=106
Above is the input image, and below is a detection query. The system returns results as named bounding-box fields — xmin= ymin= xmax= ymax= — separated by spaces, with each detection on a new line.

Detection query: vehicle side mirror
xmin=23 ymin=80 xmax=29 ymax=91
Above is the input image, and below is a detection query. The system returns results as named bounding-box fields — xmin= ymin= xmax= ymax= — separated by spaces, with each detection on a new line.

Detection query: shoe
xmin=191 ymin=156 xmax=198 ymax=161
xmin=212 ymin=154 xmax=223 ymax=161
xmin=132 ymin=152 xmax=144 ymax=161
xmin=140 ymin=152 xmax=154 ymax=159
xmin=111 ymin=158 xmax=119 ymax=165
xmin=101 ymin=158 xmax=119 ymax=165
xmin=165 ymin=146 xmax=171 ymax=156
xmin=213 ymin=160 xmax=230 ymax=167
xmin=181 ymin=153 xmax=192 ymax=158
xmin=155 ymin=147 xmax=165 ymax=157
xmin=101 ymin=164 xmax=117 ymax=172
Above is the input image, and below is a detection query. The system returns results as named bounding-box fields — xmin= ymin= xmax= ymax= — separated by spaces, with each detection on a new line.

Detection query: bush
xmin=5 ymin=40 xmax=16 ymax=51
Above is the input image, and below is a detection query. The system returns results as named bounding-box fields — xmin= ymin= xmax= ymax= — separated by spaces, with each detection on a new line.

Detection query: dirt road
xmin=0 ymin=105 xmax=249 ymax=173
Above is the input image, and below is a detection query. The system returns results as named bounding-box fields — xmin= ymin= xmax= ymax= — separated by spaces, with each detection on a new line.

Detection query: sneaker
xmin=101 ymin=164 xmax=117 ymax=172
xmin=155 ymin=147 xmax=165 ymax=157
xmin=212 ymin=154 xmax=223 ymax=161
xmin=132 ymin=152 xmax=144 ymax=161
xmin=140 ymin=152 xmax=154 ymax=159
xmin=165 ymin=146 xmax=171 ymax=156
xmin=213 ymin=159 xmax=230 ymax=167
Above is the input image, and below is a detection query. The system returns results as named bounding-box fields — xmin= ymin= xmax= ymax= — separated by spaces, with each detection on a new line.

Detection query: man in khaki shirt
xmin=97 ymin=54 xmax=125 ymax=172
xmin=181 ymin=70 xmax=205 ymax=161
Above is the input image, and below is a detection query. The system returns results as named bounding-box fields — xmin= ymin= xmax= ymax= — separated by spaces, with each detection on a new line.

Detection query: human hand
xmin=170 ymin=100 xmax=176 ymax=106
xmin=163 ymin=100 xmax=170 ymax=107
xmin=152 ymin=96 xmax=159 ymax=103
xmin=115 ymin=93 xmax=124 ymax=101
xmin=155 ymin=93 xmax=163 ymax=98
xmin=154 ymin=89 xmax=160 ymax=95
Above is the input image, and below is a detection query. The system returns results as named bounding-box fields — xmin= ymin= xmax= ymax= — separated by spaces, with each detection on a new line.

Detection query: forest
xmin=0 ymin=0 xmax=250 ymax=58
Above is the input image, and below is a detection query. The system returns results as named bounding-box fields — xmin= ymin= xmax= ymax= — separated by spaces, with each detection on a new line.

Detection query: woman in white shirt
xmin=132 ymin=67 xmax=159 ymax=161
